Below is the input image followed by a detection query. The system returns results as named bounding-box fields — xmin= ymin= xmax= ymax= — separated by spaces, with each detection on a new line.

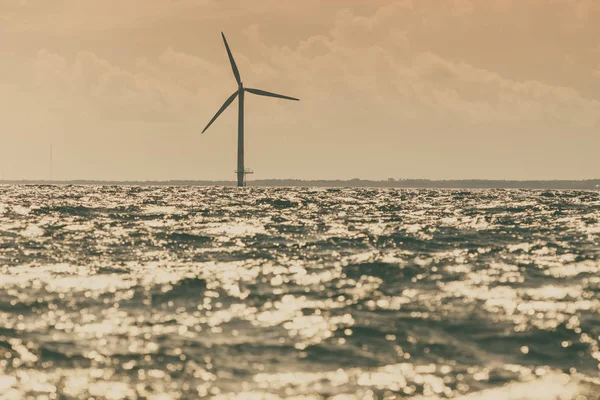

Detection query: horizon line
xmin=1 ymin=178 xmax=599 ymax=190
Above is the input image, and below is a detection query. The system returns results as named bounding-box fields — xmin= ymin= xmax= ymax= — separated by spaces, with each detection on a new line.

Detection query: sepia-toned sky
xmin=1 ymin=0 xmax=599 ymax=181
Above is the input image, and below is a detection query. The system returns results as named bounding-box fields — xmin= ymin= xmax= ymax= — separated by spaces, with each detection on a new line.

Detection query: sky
xmin=1 ymin=0 xmax=599 ymax=181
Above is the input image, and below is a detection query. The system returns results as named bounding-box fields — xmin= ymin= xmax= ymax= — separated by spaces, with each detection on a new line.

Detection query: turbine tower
xmin=202 ymin=32 xmax=299 ymax=187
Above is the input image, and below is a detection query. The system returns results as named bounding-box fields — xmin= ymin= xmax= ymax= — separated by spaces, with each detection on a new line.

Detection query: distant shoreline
xmin=1 ymin=179 xmax=599 ymax=190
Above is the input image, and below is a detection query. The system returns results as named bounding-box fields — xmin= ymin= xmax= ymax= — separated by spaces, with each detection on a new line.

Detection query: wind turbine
xmin=202 ymin=32 xmax=299 ymax=187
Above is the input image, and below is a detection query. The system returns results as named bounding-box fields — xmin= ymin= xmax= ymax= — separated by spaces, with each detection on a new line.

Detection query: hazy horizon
xmin=1 ymin=0 xmax=599 ymax=181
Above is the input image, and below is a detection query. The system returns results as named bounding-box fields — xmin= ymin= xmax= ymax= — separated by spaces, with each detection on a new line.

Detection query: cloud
xmin=234 ymin=8 xmax=600 ymax=129
xmin=31 ymin=49 xmax=198 ymax=122
xmin=20 ymin=0 xmax=600 ymax=130
xmin=406 ymin=53 xmax=600 ymax=126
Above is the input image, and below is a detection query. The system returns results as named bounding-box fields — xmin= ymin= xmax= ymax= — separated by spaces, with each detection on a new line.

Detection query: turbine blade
xmin=202 ymin=91 xmax=239 ymax=134
xmin=221 ymin=32 xmax=241 ymax=86
xmin=245 ymin=88 xmax=299 ymax=101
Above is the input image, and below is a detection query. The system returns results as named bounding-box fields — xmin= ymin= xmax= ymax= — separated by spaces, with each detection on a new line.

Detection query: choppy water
xmin=1 ymin=186 xmax=599 ymax=400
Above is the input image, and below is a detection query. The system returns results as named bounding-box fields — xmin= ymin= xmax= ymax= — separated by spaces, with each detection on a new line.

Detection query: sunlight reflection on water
xmin=0 ymin=186 xmax=599 ymax=399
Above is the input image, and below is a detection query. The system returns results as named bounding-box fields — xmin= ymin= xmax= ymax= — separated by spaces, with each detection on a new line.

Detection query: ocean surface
xmin=0 ymin=186 xmax=599 ymax=400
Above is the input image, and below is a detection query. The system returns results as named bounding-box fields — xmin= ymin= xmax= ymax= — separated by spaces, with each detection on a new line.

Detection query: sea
xmin=0 ymin=185 xmax=599 ymax=400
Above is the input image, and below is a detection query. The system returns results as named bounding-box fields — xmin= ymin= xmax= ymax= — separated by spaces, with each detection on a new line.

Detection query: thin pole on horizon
xmin=50 ymin=144 xmax=53 ymax=182
xmin=201 ymin=32 xmax=300 ymax=187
